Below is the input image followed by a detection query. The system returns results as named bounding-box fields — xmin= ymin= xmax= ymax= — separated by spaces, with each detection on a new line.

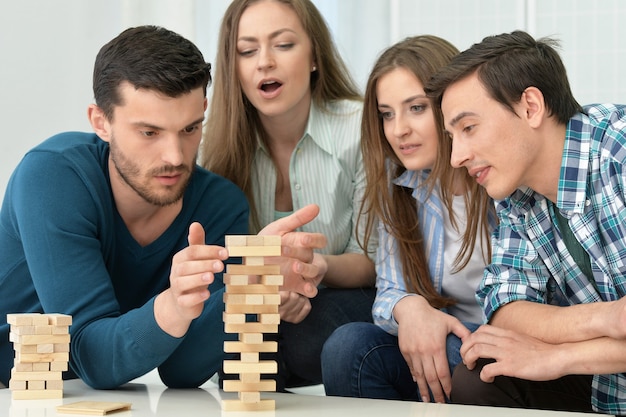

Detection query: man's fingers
xmin=188 ymin=222 xmax=205 ymax=246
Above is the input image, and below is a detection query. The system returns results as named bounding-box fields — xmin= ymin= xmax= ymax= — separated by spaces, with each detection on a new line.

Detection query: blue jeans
xmin=321 ymin=321 xmax=479 ymax=400
xmin=276 ymin=287 xmax=376 ymax=389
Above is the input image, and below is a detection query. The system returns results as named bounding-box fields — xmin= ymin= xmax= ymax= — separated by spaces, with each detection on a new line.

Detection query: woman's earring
xmin=312 ymin=65 xmax=317 ymax=72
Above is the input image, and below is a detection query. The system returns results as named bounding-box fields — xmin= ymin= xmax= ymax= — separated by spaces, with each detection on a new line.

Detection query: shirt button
xmin=585 ymin=200 xmax=591 ymax=207
xmin=295 ymin=184 xmax=301 ymax=190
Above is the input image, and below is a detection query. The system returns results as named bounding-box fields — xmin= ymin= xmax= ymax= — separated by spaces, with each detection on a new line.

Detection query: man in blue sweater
xmin=0 ymin=25 xmax=325 ymax=390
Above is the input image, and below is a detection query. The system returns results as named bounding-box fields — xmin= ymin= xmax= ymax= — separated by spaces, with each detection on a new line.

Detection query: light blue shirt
xmin=252 ymin=99 xmax=375 ymax=257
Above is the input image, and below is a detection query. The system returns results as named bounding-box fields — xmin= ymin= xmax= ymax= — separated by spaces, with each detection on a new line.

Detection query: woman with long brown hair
xmin=200 ymin=0 xmax=376 ymax=389
xmin=322 ymin=35 xmax=495 ymax=402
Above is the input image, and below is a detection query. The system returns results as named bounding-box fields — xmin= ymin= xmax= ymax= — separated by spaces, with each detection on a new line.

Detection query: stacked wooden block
xmin=222 ymin=235 xmax=283 ymax=411
xmin=7 ymin=313 xmax=71 ymax=400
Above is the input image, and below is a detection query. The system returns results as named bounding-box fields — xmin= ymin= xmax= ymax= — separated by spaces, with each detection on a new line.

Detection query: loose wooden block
xmin=224 ymin=341 xmax=278 ymax=353
xmin=12 ymin=389 xmax=63 ymax=400
xmin=223 ymin=360 xmax=277 ymax=374
xmin=226 ymin=264 xmax=280 ymax=275
xmin=222 ymin=379 xmax=276 ymax=392
xmin=225 ymin=284 xmax=280 ymax=294
xmin=224 ymin=323 xmax=278 ymax=333
xmin=56 ymin=401 xmax=132 ymax=415
xmin=227 ymin=245 xmax=281 ymax=257
xmin=244 ymin=235 xmax=266 ymax=246
xmin=222 ymin=398 xmax=275 ymax=411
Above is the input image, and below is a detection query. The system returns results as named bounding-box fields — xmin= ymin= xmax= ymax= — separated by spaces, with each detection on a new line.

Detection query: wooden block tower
xmin=221 ymin=235 xmax=283 ymax=411
xmin=7 ymin=313 xmax=71 ymax=400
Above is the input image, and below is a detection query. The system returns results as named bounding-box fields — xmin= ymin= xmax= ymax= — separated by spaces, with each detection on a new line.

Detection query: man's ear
xmin=521 ymin=86 xmax=546 ymax=129
xmin=87 ymin=104 xmax=111 ymax=142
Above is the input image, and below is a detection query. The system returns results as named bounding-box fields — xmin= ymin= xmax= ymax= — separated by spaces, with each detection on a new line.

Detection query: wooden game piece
xmin=56 ymin=401 xmax=132 ymax=415
xmin=12 ymin=389 xmax=63 ymax=400
xmin=224 ymin=341 xmax=277 ymax=353
xmin=226 ymin=264 xmax=280 ymax=275
xmin=222 ymin=236 xmax=283 ymax=411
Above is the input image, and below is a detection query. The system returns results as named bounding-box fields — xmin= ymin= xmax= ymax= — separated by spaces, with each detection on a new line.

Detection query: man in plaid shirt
xmin=427 ymin=30 xmax=626 ymax=415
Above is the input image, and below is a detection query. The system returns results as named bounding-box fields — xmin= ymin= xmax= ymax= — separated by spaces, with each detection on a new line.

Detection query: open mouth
xmin=260 ymin=81 xmax=282 ymax=93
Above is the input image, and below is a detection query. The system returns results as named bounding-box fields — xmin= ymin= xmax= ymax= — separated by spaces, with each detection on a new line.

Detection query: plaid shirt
xmin=479 ymin=104 xmax=626 ymax=414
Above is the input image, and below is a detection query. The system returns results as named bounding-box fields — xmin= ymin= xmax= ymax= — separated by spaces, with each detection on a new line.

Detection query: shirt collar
xmin=391 ymin=168 xmax=432 ymax=203
xmin=255 ymin=101 xmax=334 ymax=156
xmin=557 ymin=112 xmax=592 ymax=214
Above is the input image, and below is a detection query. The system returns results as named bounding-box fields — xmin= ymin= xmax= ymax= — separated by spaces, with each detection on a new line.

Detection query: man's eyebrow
xmin=448 ymin=111 xmax=478 ymax=127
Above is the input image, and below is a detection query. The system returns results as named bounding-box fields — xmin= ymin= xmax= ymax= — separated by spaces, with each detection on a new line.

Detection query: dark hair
xmin=93 ymin=25 xmax=212 ymax=120
xmin=426 ymin=30 xmax=582 ymax=123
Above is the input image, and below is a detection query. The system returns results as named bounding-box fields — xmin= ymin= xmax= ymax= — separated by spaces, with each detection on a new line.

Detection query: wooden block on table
xmin=226 ymin=264 xmax=280 ymax=275
xmin=12 ymin=389 xmax=63 ymax=400
xmin=223 ymin=360 xmax=277 ymax=374
xmin=224 ymin=341 xmax=277 ymax=353
xmin=56 ymin=401 xmax=132 ymax=415
xmin=224 ymin=322 xmax=278 ymax=333
xmin=222 ymin=379 xmax=276 ymax=393
xmin=226 ymin=284 xmax=280 ymax=294
xmin=221 ymin=398 xmax=275 ymax=411
xmin=225 ymin=303 xmax=278 ymax=314
xmin=7 ymin=313 xmax=49 ymax=327
xmin=227 ymin=246 xmax=281 ymax=257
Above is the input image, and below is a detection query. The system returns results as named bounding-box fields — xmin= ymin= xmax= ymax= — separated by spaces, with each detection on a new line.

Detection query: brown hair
xmin=200 ymin=0 xmax=361 ymax=231
xmin=359 ymin=35 xmax=494 ymax=309
xmin=426 ymin=30 xmax=582 ymax=124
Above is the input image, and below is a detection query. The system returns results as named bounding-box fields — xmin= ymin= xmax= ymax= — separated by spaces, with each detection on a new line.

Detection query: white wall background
xmin=1 ymin=0 xmax=625 ymax=204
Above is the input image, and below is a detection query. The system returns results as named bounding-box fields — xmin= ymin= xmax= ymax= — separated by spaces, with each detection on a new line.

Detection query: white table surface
xmin=3 ymin=370 xmax=604 ymax=417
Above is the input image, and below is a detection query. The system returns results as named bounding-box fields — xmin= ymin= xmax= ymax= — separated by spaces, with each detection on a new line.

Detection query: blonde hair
xmin=359 ymin=35 xmax=494 ymax=309
xmin=200 ymin=0 xmax=361 ymax=231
